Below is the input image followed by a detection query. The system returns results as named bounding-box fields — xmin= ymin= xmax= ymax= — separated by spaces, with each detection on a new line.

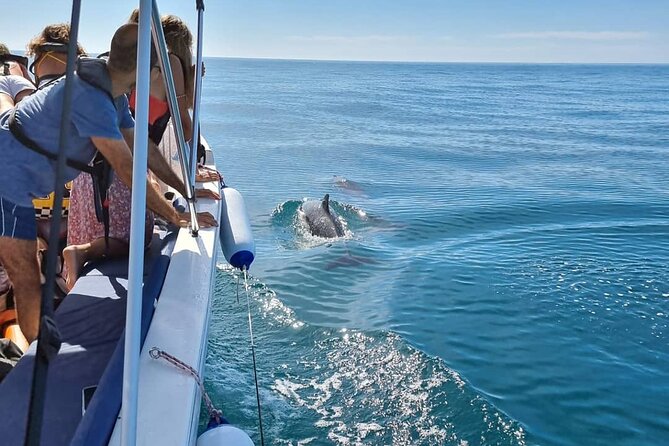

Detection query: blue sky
xmin=1 ymin=0 xmax=667 ymax=63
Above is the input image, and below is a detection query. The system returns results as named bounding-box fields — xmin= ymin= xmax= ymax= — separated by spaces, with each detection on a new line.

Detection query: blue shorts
xmin=0 ymin=196 xmax=36 ymax=240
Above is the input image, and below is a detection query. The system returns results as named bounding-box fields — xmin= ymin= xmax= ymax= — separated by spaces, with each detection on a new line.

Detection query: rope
xmin=149 ymin=347 xmax=223 ymax=424
xmin=150 ymin=267 xmax=265 ymax=445
xmin=243 ymin=267 xmax=265 ymax=446
xmin=236 ymin=273 xmax=240 ymax=304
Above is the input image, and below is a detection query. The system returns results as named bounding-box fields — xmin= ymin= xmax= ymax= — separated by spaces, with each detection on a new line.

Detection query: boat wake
xmin=206 ymin=265 xmax=527 ymax=445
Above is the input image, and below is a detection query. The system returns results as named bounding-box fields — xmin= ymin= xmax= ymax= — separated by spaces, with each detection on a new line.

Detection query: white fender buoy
xmin=219 ymin=186 xmax=255 ymax=269
xmin=197 ymin=424 xmax=255 ymax=446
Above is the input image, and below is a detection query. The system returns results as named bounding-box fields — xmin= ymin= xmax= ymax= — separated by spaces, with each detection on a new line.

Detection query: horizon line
xmin=202 ymin=56 xmax=669 ymax=65
xmin=8 ymin=49 xmax=668 ymax=65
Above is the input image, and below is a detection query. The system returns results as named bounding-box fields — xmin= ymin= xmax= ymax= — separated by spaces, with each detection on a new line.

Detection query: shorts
xmin=0 ymin=196 xmax=37 ymax=240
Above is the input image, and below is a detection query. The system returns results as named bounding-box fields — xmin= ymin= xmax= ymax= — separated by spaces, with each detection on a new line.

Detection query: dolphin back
xmin=322 ymin=194 xmax=330 ymax=213
xmin=300 ymin=194 xmax=345 ymax=238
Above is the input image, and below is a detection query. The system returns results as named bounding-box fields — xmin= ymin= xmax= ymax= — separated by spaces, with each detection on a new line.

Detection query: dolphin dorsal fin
xmin=322 ymin=194 xmax=330 ymax=212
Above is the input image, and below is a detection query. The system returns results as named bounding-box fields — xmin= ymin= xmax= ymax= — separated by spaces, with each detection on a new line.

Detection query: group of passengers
xmin=0 ymin=12 xmax=219 ymax=351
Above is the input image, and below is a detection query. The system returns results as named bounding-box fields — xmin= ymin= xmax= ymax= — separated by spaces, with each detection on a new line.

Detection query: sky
xmin=1 ymin=0 xmax=667 ymax=63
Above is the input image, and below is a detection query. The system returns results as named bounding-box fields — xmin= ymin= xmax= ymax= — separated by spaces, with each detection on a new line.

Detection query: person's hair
xmin=128 ymin=11 xmax=194 ymax=105
xmin=26 ymin=23 xmax=86 ymax=58
xmin=0 ymin=43 xmax=10 ymax=56
xmin=128 ymin=8 xmax=140 ymax=24
xmin=162 ymin=14 xmax=194 ymax=105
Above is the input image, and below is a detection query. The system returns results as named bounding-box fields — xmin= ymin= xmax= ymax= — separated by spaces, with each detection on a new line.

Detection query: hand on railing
xmin=195 ymin=188 xmax=220 ymax=200
xmin=175 ymin=211 xmax=218 ymax=228
xmin=196 ymin=165 xmax=221 ymax=182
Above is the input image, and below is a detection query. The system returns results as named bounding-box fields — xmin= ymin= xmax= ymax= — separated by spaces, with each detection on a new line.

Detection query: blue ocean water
xmin=200 ymin=59 xmax=669 ymax=445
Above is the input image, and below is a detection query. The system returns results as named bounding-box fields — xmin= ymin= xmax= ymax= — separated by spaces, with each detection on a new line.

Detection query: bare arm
xmin=122 ymin=128 xmax=219 ymax=200
xmin=14 ymin=88 xmax=35 ymax=103
xmin=91 ymin=136 xmax=217 ymax=228
xmin=0 ymin=93 xmax=14 ymax=114
xmin=122 ymin=128 xmax=187 ymax=196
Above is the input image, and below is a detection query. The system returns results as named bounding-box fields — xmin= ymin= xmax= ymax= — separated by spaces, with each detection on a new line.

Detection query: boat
xmin=0 ymin=1 xmax=256 ymax=444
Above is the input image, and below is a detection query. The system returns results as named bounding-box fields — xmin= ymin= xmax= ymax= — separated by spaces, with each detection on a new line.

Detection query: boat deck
xmin=0 ymin=228 xmax=177 ymax=445
xmin=0 ymin=141 xmax=221 ymax=446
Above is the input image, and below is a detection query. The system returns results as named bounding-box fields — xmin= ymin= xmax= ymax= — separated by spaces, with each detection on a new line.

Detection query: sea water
xmin=200 ymin=59 xmax=669 ymax=446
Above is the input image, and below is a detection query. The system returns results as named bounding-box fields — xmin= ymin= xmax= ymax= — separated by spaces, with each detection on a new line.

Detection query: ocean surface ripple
xmin=202 ymin=60 xmax=669 ymax=445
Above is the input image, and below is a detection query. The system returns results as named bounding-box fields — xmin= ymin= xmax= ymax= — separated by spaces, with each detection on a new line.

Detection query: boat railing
xmin=122 ymin=1 xmax=153 ymax=444
xmin=190 ymin=0 xmax=205 ymax=189
xmin=124 ymin=1 xmax=208 ymax=444
xmin=26 ymin=2 xmax=83 ymax=445
xmin=24 ymin=1 xmax=208 ymax=444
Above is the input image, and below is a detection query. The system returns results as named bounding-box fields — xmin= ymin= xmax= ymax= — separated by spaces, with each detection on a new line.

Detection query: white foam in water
xmin=294 ymin=206 xmax=354 ymax=249
xmin=214 ymin=263 xmax=526 ymax=445
xmin=271 ymin=328 xmax=525 ymax=445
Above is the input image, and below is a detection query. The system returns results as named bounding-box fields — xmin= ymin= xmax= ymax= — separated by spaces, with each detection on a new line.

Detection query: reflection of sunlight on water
xmin=273 ymin=328 xmax=525 ymax=446
xmin=509 ymin=248 xmax=669 ymax=342
xmin=215 ymin=260 xmax=526 ymax=446
xmin=205 ymin=59 xmax=669 ymax=446
xmin=218 ymin=263 xmax=305 ymax=329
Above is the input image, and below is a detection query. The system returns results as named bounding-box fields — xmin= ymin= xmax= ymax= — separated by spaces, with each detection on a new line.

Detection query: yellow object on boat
xmin=33 ymin=181 xmax=72 ymax=220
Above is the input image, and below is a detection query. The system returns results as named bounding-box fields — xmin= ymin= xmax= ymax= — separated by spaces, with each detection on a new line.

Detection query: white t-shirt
xmin=0 ymin=75 xmax=35 ymax=100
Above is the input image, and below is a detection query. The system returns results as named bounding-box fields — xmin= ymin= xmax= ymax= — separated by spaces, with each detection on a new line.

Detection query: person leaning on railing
xmin=128 ymin=10 xmax=195 ymax=143
xmin=24 ymin=24 xmax=87 ymax=294
xmin=62 ymin=13 xmax=221 ymax=291
xmin=126 ymin=10 xmax=214 ymax=172
xmin=0 ymin=23 xmax=217 ymax=343
xmin=0 ymin=43 xmax=35 ymax=340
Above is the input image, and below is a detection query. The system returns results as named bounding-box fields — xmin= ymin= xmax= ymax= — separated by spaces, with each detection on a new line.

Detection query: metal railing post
xmin=150 ymin=0 xmax=199 ymax=235
xmin=190 ymin=0 xmax=205 ymax=187
xmin=121 ymin=1 xmax=152 ymax=445
xmin=25 ymin=1 xmax=81 ymax=444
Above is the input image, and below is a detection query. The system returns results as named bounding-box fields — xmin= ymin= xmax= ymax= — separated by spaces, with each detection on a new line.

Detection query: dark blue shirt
xmin=0 ymin=73 xmax=134 ymax=206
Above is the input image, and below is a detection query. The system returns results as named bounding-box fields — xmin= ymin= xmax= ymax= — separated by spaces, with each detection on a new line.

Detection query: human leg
xmin=0 ymin=196 xmax=44 ymax=343
xmin=0 ymin=237 xmax=41 ymax=343
xmin=62 ymin=237 xmax=128 ymax=291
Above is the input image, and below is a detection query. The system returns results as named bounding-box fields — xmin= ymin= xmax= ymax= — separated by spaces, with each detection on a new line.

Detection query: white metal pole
xmin=121 ymin=0 xmax=152 ymax=444
xmin=190 ymin=2 xmax=205 ymax=187
xmin=151 ymin=0 xmax=199 ymax=235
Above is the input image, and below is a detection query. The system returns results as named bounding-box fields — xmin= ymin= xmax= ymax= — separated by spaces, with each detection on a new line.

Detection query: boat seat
xmin=0 ymin=228 xmax=178 ymax=446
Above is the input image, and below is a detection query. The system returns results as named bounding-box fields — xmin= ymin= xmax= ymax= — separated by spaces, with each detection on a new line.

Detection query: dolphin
xmin=333 ymin=175 xmax=366 ymax=197
xmin=299 ymin=194 xmax=345 ymax=238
